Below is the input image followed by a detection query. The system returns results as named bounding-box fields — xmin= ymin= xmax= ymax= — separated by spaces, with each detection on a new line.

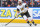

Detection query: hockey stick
xmin=5 ymin=15 xmax=24 ymax=26
xmin=5 ymin=18 xmax=16 ymax=26
xmin=1 ymin=18 xmax=16 ymax=27
xmin=4 ymin=15 xmax=20 ymax=26
xmin=2 ymin=9 xmax=27 ymax=26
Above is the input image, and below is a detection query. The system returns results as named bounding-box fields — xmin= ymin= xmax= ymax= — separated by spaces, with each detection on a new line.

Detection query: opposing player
xmin=16 ymin=0 xmax=37 ymax=26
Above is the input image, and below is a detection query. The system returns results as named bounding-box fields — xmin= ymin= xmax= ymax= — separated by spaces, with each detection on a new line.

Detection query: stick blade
xmin=1 ymin=24 xmax=6 ymax=27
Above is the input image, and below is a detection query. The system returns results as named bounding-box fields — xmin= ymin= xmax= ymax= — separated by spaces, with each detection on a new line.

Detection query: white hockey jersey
xmin=17 ymin=3 xmax=28 ymax=13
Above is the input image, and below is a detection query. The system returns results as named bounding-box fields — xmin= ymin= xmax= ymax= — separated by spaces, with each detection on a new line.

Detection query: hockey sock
xmin=27 ymin=21 xmax=32 ymax=26
xmin=32 ymin=21 xmax=37 ymax=26
xmin=27 ymin=21 xmax=30 ymax=24
xmin=32 ymin=21 xmax=35 ymax=24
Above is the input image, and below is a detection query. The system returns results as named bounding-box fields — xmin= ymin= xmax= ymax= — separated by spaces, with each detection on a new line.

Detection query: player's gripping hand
xmin=21 ymin=8 xmax=24 ymax=11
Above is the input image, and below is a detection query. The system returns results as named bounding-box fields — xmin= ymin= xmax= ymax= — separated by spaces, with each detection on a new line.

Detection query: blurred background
xmin=0 ymin=0 xmax=40 ymax=7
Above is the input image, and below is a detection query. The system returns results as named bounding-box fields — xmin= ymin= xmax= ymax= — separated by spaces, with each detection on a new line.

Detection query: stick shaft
xmin=5 ymin=18 xmax=15 ymax=26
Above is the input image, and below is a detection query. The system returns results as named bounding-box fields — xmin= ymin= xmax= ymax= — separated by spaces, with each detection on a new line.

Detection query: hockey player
xmin=16 ymin=0 xmax=37 ymax=26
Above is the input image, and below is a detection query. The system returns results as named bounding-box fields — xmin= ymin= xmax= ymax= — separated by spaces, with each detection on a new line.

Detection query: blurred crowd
xmin=33 ymin=0 xmax=40 ymax=7
xmin=2 ymin=0 xmax=18 ymax=7
xmin=22 ymin=0 xmax=40 ymax=7
xmin=0 ymin=0 xmax=40 ymax=7
xmin=22 ymin=0 xmax=32 ymax=7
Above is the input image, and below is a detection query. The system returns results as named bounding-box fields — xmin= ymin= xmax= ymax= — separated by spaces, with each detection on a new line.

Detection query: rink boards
xmin=0 ymin=7 xmax=40 ymax=24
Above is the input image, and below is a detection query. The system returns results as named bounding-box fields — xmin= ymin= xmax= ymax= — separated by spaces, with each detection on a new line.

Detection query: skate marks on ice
xmin=0 ymin=23 xmax=40 ymax=27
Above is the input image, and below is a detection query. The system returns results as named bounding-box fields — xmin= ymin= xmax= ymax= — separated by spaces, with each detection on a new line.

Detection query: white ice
xmin=0 ymin=23 xmax=40 ymax=27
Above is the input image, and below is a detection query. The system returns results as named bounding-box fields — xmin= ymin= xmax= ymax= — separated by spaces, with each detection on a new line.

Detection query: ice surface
xmin=0 ymin=23 xmax=40 ymax=27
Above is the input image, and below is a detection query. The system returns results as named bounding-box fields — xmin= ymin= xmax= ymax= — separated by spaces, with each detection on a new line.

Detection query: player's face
xmin=18 ymin=1 xmax=22 ymax=5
